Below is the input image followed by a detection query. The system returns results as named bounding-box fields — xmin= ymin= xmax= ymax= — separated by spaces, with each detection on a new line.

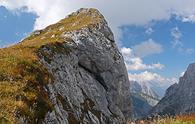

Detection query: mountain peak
xmin=61 ymin=8 xmax=106 ymax=29
xmin=18 ymin=8 xmax=112 ymax=49
xmin=68 ymin=8 xmax=104 ymax=21
xmin=184 ymin=63 xmax=195 ymax=77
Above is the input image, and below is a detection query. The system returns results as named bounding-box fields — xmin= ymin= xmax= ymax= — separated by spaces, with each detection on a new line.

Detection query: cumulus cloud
xmin=0 ymin=0 xmax=80 ymax=30
xmin=121 ymin=47 xmax=164 ymax=71
xmin=2 ymin=0 xmax=195 ymax=40
xmin=132 ymin=39 xmax=163 ymax=57
xmin=122 ymin=44 xmax=176 ymax=96
xmin=121 ymin=45 xmax=175 ymax=96
xmin=129 ymin=71 xmax=176 ymax=83
xmin=171 ymin=27 xmax=194 ymax=54
xmin=128 ymin=71 xmax=178 ymax=91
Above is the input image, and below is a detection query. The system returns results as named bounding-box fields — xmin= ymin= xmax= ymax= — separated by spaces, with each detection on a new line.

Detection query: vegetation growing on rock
xmin=0 ymin=8 xmax=104 ymax=123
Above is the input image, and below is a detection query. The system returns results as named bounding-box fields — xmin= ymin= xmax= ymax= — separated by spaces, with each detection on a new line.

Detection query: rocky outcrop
xmin=152 ymin=63 xmax=195 ymax=115
xmin=131 ymin=81 xmax=159 ymax=118
xmin=41 ymin=9 xmax=131 ymax=124
xmin=0 ymin=8 xmax=131 ymax=123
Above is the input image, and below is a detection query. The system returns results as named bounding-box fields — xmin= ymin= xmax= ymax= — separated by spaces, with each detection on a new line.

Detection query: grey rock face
xmin=131 ymin=81 xmax=159 ymax=106
xmin=130 ymin=81 xmax=159 ymax=118
xmin=152 ymin=63 xmax=195 ymax=115
xmin=131 ymin=94 xmax=152 ymax=119
xmin=37 ymin=8 xmax=131 ymax=124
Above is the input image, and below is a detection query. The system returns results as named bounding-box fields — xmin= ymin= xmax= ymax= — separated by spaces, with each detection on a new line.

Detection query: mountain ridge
xmin=152 ymin=63 xmax=195 ymax=115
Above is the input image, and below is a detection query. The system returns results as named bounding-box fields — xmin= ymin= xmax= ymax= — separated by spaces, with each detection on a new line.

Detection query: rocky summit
xmin=0 ymin=8 xmax=131 ymax=123
xmin=152 ymin=63 xmax=195 ymax=115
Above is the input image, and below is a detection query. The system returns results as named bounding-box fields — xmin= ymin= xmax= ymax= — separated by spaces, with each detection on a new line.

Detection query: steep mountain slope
xmin=130 ymin=81 xmax=159 ymax=118
xmin=152 ymin=63 xmax=195 ymax=115
xmin=0 ymin=8 xmax=131 ymax=124
xmin=131 ymin=81 xmax=159 ymax=106
xmin=147 ymin=80 xmax=178 ymax=98
xmin=131 ymin=93 xmax=153 ymax=119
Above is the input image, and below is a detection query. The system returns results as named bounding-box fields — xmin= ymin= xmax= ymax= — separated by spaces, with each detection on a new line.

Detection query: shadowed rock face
xmin=37 ymin=8 xmax=131 ymax=123
xmin=152 ymin=63 xmax=195 ymax=115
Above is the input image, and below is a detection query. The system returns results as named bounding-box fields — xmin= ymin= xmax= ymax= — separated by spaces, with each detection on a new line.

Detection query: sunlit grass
xmin=130 ymin=114 xmax=195 ymax=124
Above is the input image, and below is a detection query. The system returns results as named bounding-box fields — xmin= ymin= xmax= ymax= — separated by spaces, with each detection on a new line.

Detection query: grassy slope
xmin=133 ymin=114 xmax=195 ymax=124
xmin=0 ymin=8 xmax=102 ymax=123
xmin=153 ymin=115 xmax=195 ymax=124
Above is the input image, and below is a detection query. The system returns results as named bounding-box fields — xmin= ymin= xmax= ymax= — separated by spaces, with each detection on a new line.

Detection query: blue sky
xmin=120 ymin=18 xmax=195 ymax=78
xmin=1 ymin=0 xmax=195 ymax=89
xmin=0 ymin=6 xmax=36 ymax=47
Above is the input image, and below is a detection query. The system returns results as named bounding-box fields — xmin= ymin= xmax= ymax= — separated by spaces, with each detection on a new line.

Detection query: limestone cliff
xmin=152 ymin=63 xmax=195 ymax=115
xmin=0 ymin=8 xmax=131 ymax=124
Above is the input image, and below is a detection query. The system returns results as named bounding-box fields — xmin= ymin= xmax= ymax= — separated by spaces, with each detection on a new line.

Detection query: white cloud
xmin=121 ymin=47 xmax=164 ymax=71
xmin=145 ymin=27 xmax=154 ymax=35
xmin=129 ymin=71 xmax=175 ymax=83
xmin=2 ymin=0 xmax=195 ymax=41
xmin=171 ymin=27 xmax=194 ymax=54
xmin=132 ymin=39 xmax=163 ymax=57
xmin=129 ymin=71 xmax=178 ymax=89
xmin=0 ymin=0 xmax=86 ymax=30
xmin=121 ymin=47 xmax=133 ymax=56
xmin=182 ymin=14 xmax=195 ymax=22
xmin=171 ymin=27 xmax=183 ymax=48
